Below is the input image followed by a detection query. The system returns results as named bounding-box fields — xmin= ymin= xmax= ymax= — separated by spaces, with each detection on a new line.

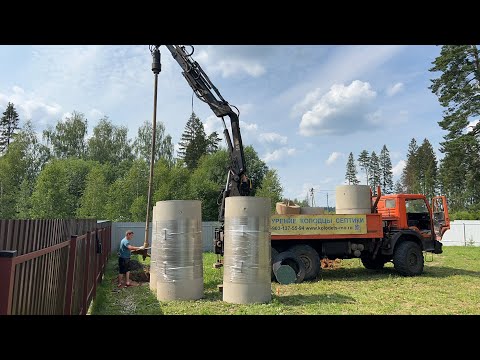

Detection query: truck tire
xmin=271 ymin=247 xmax=279 ymax=281
xmin=273 ymin=251 xmax=306 ymax=284
xmin=393 ymin=241 xmax=424 ymax=276
xmin=289 ymin=244 xmax=321 ymax=280
xmin=361 ymin=255 xmax=388 ymax=270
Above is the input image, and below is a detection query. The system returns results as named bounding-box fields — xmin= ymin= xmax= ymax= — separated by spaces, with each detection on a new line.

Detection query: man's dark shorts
xmin=119 ymin=257 xmax=131 ymax=274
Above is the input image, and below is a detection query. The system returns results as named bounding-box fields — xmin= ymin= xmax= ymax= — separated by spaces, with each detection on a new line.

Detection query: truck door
xmin=432 ymin=196 xmax=450 ymax=240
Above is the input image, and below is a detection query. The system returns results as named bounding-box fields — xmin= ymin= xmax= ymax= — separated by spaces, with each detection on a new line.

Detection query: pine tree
xmin=429 ymin=45 xmax=480 ymax=210
xmin=178 ymin=112 xmax=220 ymax=169
xmin=401 ymin=138 xmax=419 ymax=193
xmin=357 ymin=150 xmax=370 ymax=185
xmin=0 ymin=102 xmax=20 ymax=153
xmin=394 ymin=180 xmax=404 ymax=194
xmin=379 ymin=145 xmax=393 ymax=194
xmin=416 ymin=139 xmax=437 ymax=199
xmin=345 ymin=152 xmax=359 ymax=185
xmin=368 ymin=151 xmax=381 ymax=195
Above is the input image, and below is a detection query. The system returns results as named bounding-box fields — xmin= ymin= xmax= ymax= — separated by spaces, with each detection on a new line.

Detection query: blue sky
xmin=0 ymin=45 xmax=452 ymax=206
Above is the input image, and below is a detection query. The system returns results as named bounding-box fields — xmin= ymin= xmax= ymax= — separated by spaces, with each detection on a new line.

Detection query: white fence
xmin=441 ymin=220 xmax=480 ymax=246
xmin=111 ymin=219 xmax=480 ymax=253
xmin=111 ymin=221 xmax=220 ymax=253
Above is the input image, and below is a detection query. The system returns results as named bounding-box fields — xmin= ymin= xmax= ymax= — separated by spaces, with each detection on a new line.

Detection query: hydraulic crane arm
xmin=163 ymin=45 xmax=250 ymax=224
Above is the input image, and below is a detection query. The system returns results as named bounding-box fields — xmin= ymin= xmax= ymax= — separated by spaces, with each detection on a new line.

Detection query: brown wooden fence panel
xmin=0 ymin=219 xmax=111 ymax=315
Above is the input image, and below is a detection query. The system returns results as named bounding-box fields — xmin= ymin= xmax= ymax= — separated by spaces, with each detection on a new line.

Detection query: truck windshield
xmin=405 ymin=199 xmax=428 ymax=213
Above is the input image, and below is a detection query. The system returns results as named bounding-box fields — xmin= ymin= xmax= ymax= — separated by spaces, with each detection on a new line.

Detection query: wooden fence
xmin=0 ymin=219 xmax=111 ymax=315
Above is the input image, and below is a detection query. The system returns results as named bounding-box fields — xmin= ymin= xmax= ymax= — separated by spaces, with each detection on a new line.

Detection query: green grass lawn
xmin=89 ymin=246 xmax=480 ymax=315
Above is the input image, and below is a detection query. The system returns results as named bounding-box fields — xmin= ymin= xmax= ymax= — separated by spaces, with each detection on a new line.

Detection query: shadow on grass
xmin=308 ymin=266 xmax=480 ymax=282
xmin=275 ymin=293 xmax=355 ymax=305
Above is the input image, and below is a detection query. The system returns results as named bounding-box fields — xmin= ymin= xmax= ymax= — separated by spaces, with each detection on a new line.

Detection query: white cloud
xmin=299 ymin=80 xmax=377 ymax=136
xmin=0 ymin=85 xmax=62 ymax=125
xmin=259 ymin=132 xmax=287 ymax=144
xmin=88 ymin=108 xmax=104 ymax=119
xmin=386 ymin=82 xmax=404 ymax=96
xmin=29 ymin=45 xmax=152 ymax=110
xmin=366 ymin=110 xmax=383 ymax=125
xmin=204 ymin=115 xmax=222 ymax=135
xmin=286 ymin=45 xmax=406 ymax=116
xmin=392 ymin=160 xmax=406 ymax=177
xmin=238 ymin=103 xmax=254 ymax=117
xmin=194 ymin=46 xmax=272 ymax=78
xmin=240 ymin=121 xmax=258 ymax=131
xmin=263 ymin=147 xmax=296 ymax=162
xmin=326 ymin=152 xmax=344 ymax=165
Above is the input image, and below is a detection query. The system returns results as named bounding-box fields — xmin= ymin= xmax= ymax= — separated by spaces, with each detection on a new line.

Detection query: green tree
xmin=105 ymin=160 xmax=149 ymax=222
xmin=43 ymin=111 xmax=88 ymax=159
xmin=401 ymin=138 xmax=420 ymax=193
xmin=30 ymin=159 xmax=94 ymax=219
xmin=133 ymin=120 xmax=175 ymax=166
xmin=345 ymin=152 xmax=359 ymax=185
xmin=0 ymin=102 xmax=20 ymax=153
xmin=0 ymin=151 xmax=24 ymax=218
xmin=16 ymin=121 xmax=51 ymax=184
xmin=255 ymin=169 xmax=283 ymax=213
xmin=154 ymin=163 xmax=192 ymax=202
xmin=379 ymin=145 xmax=393 ymax=194
xmin=77 ymin=164 xmax=110 ymax=219
xmin=87 ymin=116 xmax=134 ymax=165
xmin=0 ymin=132 xmax=36 ymax=218
xmin=368 ymin=151 xmax=380 ymax=195
xmin=416 ymin=139 xmax=437 ymax=199
xmin=357 ymin=150 xmax=370 ymax=185
xmin=189 ymin=151 xmax=229 ymax=221
xmin=15 ymin=179 xmax=32 ymax=218
xmin=244 ymin=145 xmax=268 ymax=196
xmin=207 ymin=131 xmax=222 ymax=153
xmin=394 ymin=179 xmax=404 ymax=194
xmin=429 ymin=45 xmax=480 ymax=210
xmin=178 ymin=112 xmax=220 ymax=169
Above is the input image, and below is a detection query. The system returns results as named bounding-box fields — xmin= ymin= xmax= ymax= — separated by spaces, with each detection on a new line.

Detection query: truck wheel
xmin=271 ymin=247 xmax=279 ymax=281
xmin=289 ymin=245 xmax=321 ymax=280
xmin=361 ymin=255 xmax=388 ymax=270
xmin=393 ymin=241 xmax=424 ymax=276
xmin=273 ymin=251 xmax=306 ymax=284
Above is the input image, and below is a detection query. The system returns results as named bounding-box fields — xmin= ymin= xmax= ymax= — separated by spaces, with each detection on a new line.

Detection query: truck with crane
xmin=159 ymin=45 xmax=451 ymax=284
xmin=270 ymin=189 xmax=450 ymax=282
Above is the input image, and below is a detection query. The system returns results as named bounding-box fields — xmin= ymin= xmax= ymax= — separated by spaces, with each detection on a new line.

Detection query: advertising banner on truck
xmin=271 ymin=214 xmax=367 ymax=235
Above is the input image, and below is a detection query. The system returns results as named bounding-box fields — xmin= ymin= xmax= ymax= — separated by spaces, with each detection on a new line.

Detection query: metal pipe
xmin=144 ymin=46 xmax=161 ymax=253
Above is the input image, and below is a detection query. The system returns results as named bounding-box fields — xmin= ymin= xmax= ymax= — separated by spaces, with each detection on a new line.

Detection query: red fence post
xmin=64 ymin=236 xmax=77 ymax=315
xmin=92 ymin=229 xmax=97 ymax=299
xmin=0 ymin=250 xmax=17 ymax=315
xmin=82 ymin=231 xmax=91 ymax=315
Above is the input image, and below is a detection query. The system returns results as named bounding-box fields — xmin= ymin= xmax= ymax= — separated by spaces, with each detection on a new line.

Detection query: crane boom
xmin=161 ymin=45 xmax=251 ymax=257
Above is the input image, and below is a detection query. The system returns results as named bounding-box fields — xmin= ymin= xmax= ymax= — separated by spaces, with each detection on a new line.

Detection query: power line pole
xmin=309 ymin=188 xmax=316 ymax=207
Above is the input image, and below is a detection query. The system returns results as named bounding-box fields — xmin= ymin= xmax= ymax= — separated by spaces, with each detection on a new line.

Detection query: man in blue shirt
xmin=118 ymin=230 xmax=143 ymax=287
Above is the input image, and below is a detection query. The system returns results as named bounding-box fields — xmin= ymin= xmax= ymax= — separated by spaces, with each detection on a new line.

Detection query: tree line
xmin=345 ymin=145 xmax=394 ymax=195
xmin=0 ymin=107 xmax=283 ymax=221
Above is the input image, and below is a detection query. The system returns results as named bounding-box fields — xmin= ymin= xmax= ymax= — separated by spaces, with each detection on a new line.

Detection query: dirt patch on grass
xmin=113 ymin=259 xmax=150 ymax=283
